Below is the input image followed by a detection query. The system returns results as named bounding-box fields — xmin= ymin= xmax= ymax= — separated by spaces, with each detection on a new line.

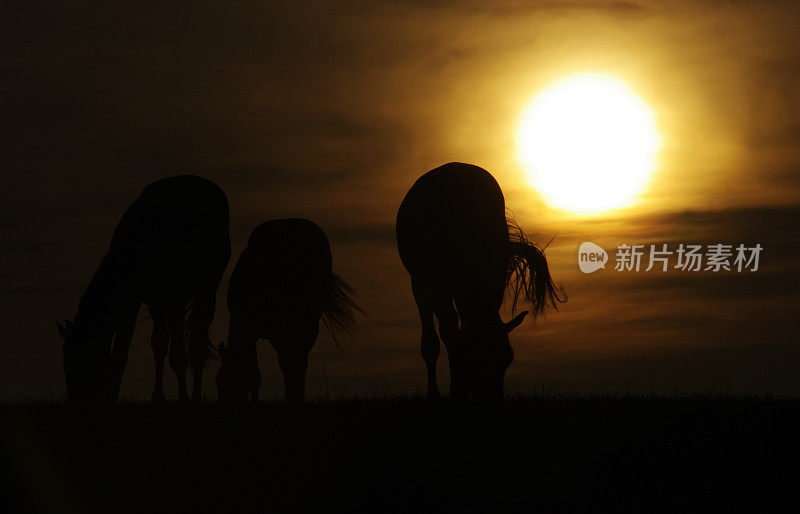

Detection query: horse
xmin=396 ymin=162 xmax=565 ymax=401
xmin=57 ymin=175 xmax=231 ymax=402
xmin=216 ymin=218 xmax=361 ymax=402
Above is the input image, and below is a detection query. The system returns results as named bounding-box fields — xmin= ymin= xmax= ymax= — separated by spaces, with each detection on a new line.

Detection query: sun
xmin=517 ymin=74 xmax=660 ymax=214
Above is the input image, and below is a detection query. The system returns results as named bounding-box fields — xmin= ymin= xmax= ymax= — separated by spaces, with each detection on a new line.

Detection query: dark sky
xmin=2 ymin=1 xmax=800 ymax=399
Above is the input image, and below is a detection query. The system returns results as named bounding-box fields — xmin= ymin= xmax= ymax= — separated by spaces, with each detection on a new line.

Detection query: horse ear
xmin=504 ymin=311 xmax=529 ymax=333
xmin=56 ymin=321 xmax=68 ymax=339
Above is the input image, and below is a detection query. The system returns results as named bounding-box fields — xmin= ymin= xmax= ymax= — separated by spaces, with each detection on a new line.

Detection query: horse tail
xmin=505 ymin=216 xmax=567 ymax=317
xmin=321 ymin=272 xmax=364 ymax=346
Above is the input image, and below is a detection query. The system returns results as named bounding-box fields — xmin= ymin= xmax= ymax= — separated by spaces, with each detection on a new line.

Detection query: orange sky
xmin=3 ymin=0 xmax=800 ymax=398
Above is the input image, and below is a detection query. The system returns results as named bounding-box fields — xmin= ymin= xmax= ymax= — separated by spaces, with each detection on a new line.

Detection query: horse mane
xmin=505 ymin=214 xmax=567 ymax=316
xmin=321 ymin=272 xmax=364 ymax=346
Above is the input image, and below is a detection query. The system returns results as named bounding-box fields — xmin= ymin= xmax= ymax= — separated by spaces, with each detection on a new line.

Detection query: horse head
xmin=456 ymin=311 xmax=529 ymax=400
xmin=57 ymin=318 xmax=109 ymax=402
xmin=215 ymin=342 xmax=259 ymax=403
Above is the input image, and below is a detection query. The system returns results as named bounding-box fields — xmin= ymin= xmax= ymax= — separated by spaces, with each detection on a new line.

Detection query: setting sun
xmin=517 ymin=74 xmax=660 ymax=214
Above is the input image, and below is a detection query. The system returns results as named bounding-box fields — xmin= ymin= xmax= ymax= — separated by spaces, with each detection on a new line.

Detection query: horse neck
xmin=74 ymin=252 xmax=137 ymax=331
xmin=454 ymin=293 xmax=503 ymax=327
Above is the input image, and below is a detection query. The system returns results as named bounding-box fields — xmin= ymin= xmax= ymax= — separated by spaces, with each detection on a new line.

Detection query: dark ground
xmin=2 ymin=396 xmax=800 ymax=513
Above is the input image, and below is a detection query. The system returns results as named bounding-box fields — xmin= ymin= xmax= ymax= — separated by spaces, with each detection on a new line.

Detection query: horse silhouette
xmin=216 ymin=218 xmax=361 ymax=402
xmin=57 ymin=175 xmax=231 ymax=402
xmin=396 ymin=162 xmax=565 ymax=400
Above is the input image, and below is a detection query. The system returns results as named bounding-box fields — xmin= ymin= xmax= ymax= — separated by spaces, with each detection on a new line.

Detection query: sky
xmin=2 ymin=0 xmax=799 ymax=399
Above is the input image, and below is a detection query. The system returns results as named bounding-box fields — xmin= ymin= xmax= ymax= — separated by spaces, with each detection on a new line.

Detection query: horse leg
xmin=227 ymin=316 xmax=261 ymax=402
xmin=276 ymin=323 xmax=318 ymax=403
xmin=277 ymin=347 xmax=308 ymax=403
xmin=188 ymin=291 xmax=216 ymax=402
xmin=433 ymin=295 xmax=463 ymax=400
xmin=245 ymin=336 xmax=262 ymax=403
xmin=168 ymin=306 xmax=189 ymax=401
xmin=106 ymin=301 xmax=140 ymax=402
xmin=150 ymin=309 xmax=169 ymax=403
xmin=412 ymin=279 xmax=440 ymax=398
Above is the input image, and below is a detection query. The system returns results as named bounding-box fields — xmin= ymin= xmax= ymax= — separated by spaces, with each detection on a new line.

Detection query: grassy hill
xmin=2 ymin=395 xmax=799 ymax=512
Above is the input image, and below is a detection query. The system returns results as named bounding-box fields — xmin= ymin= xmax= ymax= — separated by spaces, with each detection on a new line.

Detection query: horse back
xmin=109 ymin=175 xmax=231 ymax=300
xmin=396 ymin=163 xmax=509 ymax=286
xmin=228 ymin=219 xmax=332 ymax=329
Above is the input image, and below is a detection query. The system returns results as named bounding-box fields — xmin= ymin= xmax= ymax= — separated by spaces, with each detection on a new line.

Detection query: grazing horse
xmin=57 ymin=175 xmax=231 ymax=402
xmin=396 ymin=162 xmax=565 ymax=400
xmin=216 ymin=218 xmax=361 ymax=402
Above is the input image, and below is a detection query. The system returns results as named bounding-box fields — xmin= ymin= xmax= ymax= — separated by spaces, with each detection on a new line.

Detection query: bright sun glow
xmin=517 ymin=74 xmax=660 ymax=214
